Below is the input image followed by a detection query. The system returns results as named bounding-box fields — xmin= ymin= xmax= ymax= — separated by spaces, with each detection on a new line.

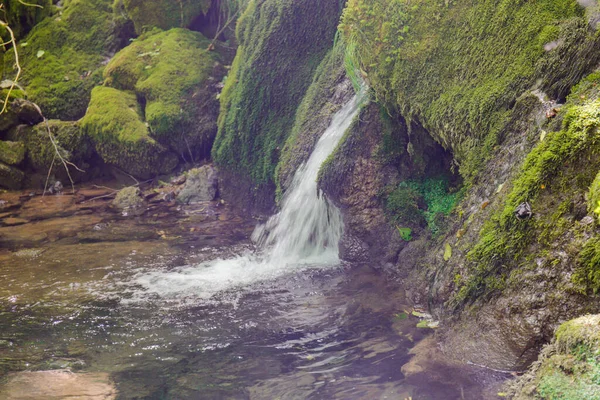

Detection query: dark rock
xmin=0 ymin=162 xmax=24 ymax=189
xmin=514 ymin=202 xmax=533 ymax=219
xmin=177 ymin=166 xmax=218 ymax=204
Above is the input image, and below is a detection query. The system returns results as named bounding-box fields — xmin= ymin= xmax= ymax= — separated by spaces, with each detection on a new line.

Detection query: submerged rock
xmin=177 ymin=165 xmax=218 ymax=204
xmin=0 ymin=370 xmax=116 ymax=399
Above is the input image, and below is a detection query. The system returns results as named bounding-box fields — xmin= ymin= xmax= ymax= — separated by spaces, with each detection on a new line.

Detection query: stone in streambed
xmin=112 ymin=186 xmax=144 ymax=210
xmin=177 ymin=165 xmax=218 ymax=204
xmin=0 ymin=370 xmax=116 ymax=399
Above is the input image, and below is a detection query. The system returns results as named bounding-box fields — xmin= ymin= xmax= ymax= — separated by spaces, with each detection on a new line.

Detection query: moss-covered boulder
xmin=81 ymin=86 xmax=178 ymax=178
xmin=509 ymin=315 xmax=600 ymax=399
xmin=104 ymin=28 xmax=223 ymax=160
xmin=0 ymin=162 xmax=24 ymax=189
xmin=212 ymin=0 xmax=345 ymax=209
xmin=0 ymin=140 xmax=25 ymax=165
xmin=113 ymin=186 xmax=143 ymax=210
xmin=21 ymin=120 xmax=93 ymax=183
xmin=0 ymin=0 xmax=52 ymax=40
xmin=2 ymin=0 xmax=122 ymax=120
xmin=121 ymin=0 xmax=211 ymax=34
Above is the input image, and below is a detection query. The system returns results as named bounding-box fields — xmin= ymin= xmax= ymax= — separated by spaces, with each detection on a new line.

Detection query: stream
xmin=0 ymin=95 xmax=507 ymax=399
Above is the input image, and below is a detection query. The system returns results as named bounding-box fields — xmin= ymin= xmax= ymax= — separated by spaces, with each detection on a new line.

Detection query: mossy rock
xmin=589 ymin=170 xmax=600 ymax=216
xmin=213 ymin=0 xmax=345 ymax=199
xmin=121 ymin=0 xmax=211 ymax=34
xmin=23 ymin=120 xmax=93 ymax=178
xmin=0 ymin=162 xmax=24 ymax=189
xmin=340 ymin=0 xmax=599 ymax=184
xmin=104 ymin=28 xmax=223 ymax=160
xmin=0 ymin=140 xmax=25 ymax=165
xmin=0 ymin=0 xmax=53 ymax=40
xmin=2 ymin=0 xmax=120 ymax=120
xmin=81 ymin=86 xmax=178 ymax=178
xmin=113 ymin=186 xmax=143 ymax=210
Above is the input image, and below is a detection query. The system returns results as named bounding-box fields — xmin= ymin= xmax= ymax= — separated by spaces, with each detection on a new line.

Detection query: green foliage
xmin=81 ymin=86 xmax=178 ymax=178
xmin=2 ymin=0 xmax=117 ymax=120
xmin=385 ymin=184 xmax=423 ymax=226
xmin=386 ymin=177 xmax=460 ymax=235
xmin=213 ymin=0 xmax=344 ymax=193
xmin=121 ymin=0 xmax=211 ymax=34
xmin=104 ymin=28 xmax=220 ymax=156
xmin=573 ymin=238 xmax=600 ymax=294
xmin=397 ymin=227 xmax=412 ymax=242
xmin=339 ymin=0 xmax=595 ymax=185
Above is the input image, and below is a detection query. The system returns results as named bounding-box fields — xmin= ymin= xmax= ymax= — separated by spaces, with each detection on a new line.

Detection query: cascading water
xmin=131 ymin=94 xmax=362 ymax=300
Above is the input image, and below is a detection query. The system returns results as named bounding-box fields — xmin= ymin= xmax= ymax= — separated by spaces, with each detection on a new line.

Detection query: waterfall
xmin=130 ymin=94 xmax=362 ymax=300
xmin=252 ymin=95 xmax=361 ymax=266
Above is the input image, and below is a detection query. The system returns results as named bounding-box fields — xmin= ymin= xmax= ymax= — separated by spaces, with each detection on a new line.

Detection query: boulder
xmin=113 ymin=186 xmax=144 ymax=210
xmin=81 ymin=86 xmax=178 ymax=178
xmin=177 ymin=165 xmax=218 ymax=204
xmin=121 ymin=0 xmax=211 ymax=34
xmin=0 ymin=141 xmax=25 ymax=165
xmin=0 ymin=162 xmax=25 ymax=189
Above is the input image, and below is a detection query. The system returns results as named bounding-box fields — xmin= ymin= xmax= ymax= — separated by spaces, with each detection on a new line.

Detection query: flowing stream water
xmin=0 ymin=96 xmax=505 ymax=399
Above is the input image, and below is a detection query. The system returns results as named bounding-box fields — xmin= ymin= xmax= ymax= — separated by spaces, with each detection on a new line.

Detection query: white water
xmin=130 ymin=94 xmax=362 ymax=300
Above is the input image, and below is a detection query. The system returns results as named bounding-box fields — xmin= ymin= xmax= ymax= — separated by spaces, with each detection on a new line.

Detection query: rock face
xmin=212 ymin=0 xmax=346 ymax=213
xmin=177 ymin=165 xmax=218 ymax=204
xmin=0 ymin=162 xmax=25 ymax=189
xmin=0 ymin=370 xmax=117 ymax=399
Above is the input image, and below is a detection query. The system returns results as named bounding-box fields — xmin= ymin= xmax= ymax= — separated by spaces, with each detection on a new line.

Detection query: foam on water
xmin=130 ymin=94 xmax=362 ymax=300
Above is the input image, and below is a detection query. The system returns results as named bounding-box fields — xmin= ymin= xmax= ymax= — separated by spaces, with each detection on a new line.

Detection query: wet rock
xmin=0 ymin=162 xmax=25 ymax=189
xmin=47 ymin=181 xmax=63 ymax=195
xmin=339 ymin=234 xmax=368 ymax=262
xmin=0 ymin=141 xmax=25 ymax=165
xmin=112 ymin=187 xmax=144 ymax=210
xmin=0 ymin=370 xmax=116 ymax=399
xmin=177 ymin=166 xmax=218 ymax=204
xmin=12 ymin=98 xmax=44 ymax=125
xmin=514 ymin=202 xmax=533 ymax=219
xmin=3 ymin=217 xmax=29 ymax=226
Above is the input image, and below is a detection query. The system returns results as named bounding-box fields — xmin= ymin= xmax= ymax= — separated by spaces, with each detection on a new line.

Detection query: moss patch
xmin=2 ymin=0 xmax=119 ymax=120
xmin=81 ymin=86 xmax=178 ymax=178
xmin=104 ymin=28 xmax=222 ymax=159
xmin=0 ymin=140 xmax=25 ymax=165
xmin=121 ymin=0 xmax=211 ymax=34
xmin=340 ymin=0 xmax=599 ymax=185
xmin=0 ymin=0 xmax=52 ymax=40
xmin=212 ymin=0 xmax=345 ymax=200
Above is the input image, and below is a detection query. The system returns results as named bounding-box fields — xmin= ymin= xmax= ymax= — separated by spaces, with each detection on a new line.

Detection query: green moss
xmin=0 ymin=140 xmax=25 ymax=165
xmin=25 ymin=120 xmax=91 ymax=173
xmin=340 ymin=0 xmax=597 ymax=185
xmin=456 ymin=77 xmax=600 ymax=305
xmin=275 ymin=39 xmax=347 ymax=198
xmin=2 ymin=0 xmax=118 ymax=120
xmin=212 ymin=0 xmax=344 ymax=196
xmin=0 ymin=162 xmax=24 ymax=189
xmin=122 ymin=0 xmax=211 ymax=34
xmin=0 ymin=0 xmax=53 ymax=40
xmin=104 ymin=28 xmax=221 ymax=157
xmin=573 ymin=238 xmax=600 ymax=294
xmin=385 ymin=184 xmax=424 ymax=227
xmin=590 ymin=171 xmax=600 ymax=217
xmin=81 ymin=86 xmax=178 ymax=178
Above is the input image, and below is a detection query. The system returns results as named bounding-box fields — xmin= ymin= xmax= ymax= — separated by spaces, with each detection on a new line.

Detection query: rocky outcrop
xmin=177 ymin=165 xmax=218 ymax=204
xmin=212 ymin=0 xmax=346 ymax=213
xmin=120 ymin=0 xmax=211 ymax=34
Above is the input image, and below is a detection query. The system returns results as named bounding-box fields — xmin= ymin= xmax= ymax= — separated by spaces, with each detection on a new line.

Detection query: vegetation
xmin=339 ymin=0 xmax=597 ymax=185
xmin=81 ymin=86 xmax=178 ymax=178
xmin=455 ymin=73 xmax=600 ymax=304
xmin=104 ymin=27 xmax=221 ymax=159
xmin=212 ymin=0 xmax=344 ymax=193
xmin=2 ymin=0 xmax=118 ymax=120
xmin=120 ymin=0 xmax=211 ymax=34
